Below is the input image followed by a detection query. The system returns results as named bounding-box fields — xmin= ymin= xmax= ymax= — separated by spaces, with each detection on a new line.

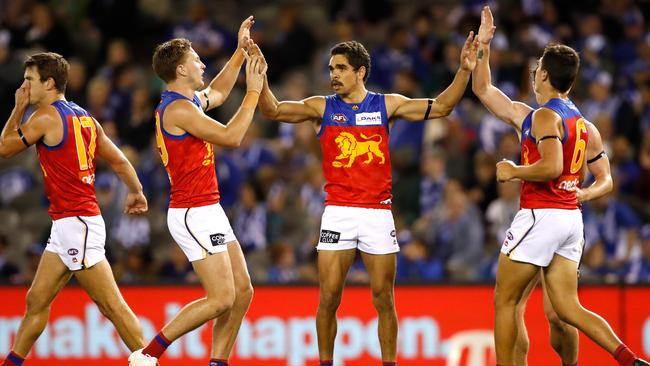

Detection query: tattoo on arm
xmin=478 ymin=50 xmax=484 ymax=59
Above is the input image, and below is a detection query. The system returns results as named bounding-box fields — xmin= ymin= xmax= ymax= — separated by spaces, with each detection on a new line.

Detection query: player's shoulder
xmin=532 ymin=106 xmax=562 ymax=122
xmin=164 ymin=97 xmax=202 ymax=118
xmin=29 ymin=105 xmax=61 ymax=126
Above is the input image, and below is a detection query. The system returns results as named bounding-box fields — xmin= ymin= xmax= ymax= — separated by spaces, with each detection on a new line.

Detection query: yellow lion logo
xmin=332 ymin=132 xmax=385 ymax=168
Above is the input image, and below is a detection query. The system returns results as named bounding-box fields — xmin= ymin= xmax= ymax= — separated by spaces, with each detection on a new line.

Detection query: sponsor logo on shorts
xmin=210 ymin=233 xmax=226 ymax=246
xmin=72 ymin=258 xmax=78 ymax=263
xmin=68 ymin=248 xmax=79 ymax=256
xmin=331 ymin=113 xmax=348 ymax=123
xmin=506 ymin=231 xmax=514 ymax=241
xmin=380 ymin=198 xmax=392 ymax=205
xmin=320 ymin=230 xmax=341 ymax=244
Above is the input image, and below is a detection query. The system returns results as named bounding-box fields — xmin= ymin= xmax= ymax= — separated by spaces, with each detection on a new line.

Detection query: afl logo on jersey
xmin=331 ymin=113 xmax=348 ymax=123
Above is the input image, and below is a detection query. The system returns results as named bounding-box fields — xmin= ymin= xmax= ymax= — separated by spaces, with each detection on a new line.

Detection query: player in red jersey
xmin=0 ymin=52 xmax=148 ymax=366
xmin=256 ymin=35 xmax=479 ymax=365
xmin=472 ymin=6 xmax=649 ymax=366
xmin=475 ymin=7 xmax=616 ymax=365
xmin=129 ymin=17 xmax=266 ymax=366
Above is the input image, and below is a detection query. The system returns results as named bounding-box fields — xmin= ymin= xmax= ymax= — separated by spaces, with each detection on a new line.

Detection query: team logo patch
xmin=352 ymin=105 xmax=359 ymax=111
xmin=331 ymin=113 xmax=348 ymax=123
xmin=355 ymin=111 xmax=382 ymax=125
xmin=68 ymin=248 xmax=79 ymax=256
xmin=210 ymin=233 xmax=226 ymax=246
xmin=320 ymin=230 xmax=341 ymax=244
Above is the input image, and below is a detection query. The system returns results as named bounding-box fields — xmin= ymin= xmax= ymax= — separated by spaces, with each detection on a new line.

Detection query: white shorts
xmin=316 ymin=205 xmax=399 ymax=255
xmin=501 ymin=208 xmax=584 ymax=267
xmin=168 ymin=203 xmax=236 ymax=262
xmin=45 ymin=215 xmax=106 ymax=271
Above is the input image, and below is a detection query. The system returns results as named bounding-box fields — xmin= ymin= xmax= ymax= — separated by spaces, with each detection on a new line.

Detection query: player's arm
xmin=577 ymin=121 xmax=613 ymax=202
xmin=496 ymin=108 xmax=563 ymax=182
xmin=472 ymin=6 xmax=531 ymax=132
xmin=198 ymin=16 xmax=254 ymax=111
xmin=174 ymin=52 xmax=265 ymax=147
xmin=0 ymin=82 xmax=49 ymax=158
xmin=95 ymin=121 xmax=148 ymax=214
xmin=258 ymin=75 xmax=324 ymax=123
xmin=388 ymin=32 xmax=478 ymax=121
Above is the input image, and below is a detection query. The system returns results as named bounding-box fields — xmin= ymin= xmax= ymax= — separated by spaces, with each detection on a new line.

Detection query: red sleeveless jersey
xmin=36 ymin=100 xmax=101 ymax=220
xmin=319 ymin=92 xmax=392 ymax=209
xmin=155 ymin=91 xmax=220 ymax=208
xmin=519 ymin=98 xmax=588 ymax=209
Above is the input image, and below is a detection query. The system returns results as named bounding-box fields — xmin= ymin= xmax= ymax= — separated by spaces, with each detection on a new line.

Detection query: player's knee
xmin=235 ymin=282 xmax=254 ymax=306
xmin=493 ymin=287 xmax=519 ymax=308
xmin=206 ymin=294 xmax=235 ymax=318
xmin=319 ymin=290 xmax=343 ymax=311
xmin=25 ymin=289 xmax=49 ymax=314
xmin=371 ymin=290 xmax=395 ymax=313
xmin=95 ymin=297 xmax=126 ymax=320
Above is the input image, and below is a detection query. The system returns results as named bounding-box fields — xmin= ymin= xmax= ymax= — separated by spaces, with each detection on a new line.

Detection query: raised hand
xmin=124 ymin=191 xmax=148 ymax=214
xmin=477 ymin=6 xmax=496 ymax=45
xmin=15 ymin=80 xmax=30 ymax=110
xmin=237 ymin=15 xmax=255 ymax=50
xmin=243 ymin=48 xmax=264 ymax=93
xmin=460 ymin=31 xmax=479 ymax=72
xmin=247 ymin=43 xmax=267 ymax=75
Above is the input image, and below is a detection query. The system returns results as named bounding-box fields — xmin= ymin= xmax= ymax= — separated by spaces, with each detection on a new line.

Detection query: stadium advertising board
xmin=0 ymin=286 xmax=648 ymax=365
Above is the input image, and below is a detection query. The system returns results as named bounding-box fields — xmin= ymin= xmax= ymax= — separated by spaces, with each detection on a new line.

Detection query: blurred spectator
xmin=113 ymin=247 xmax=156 ymax=284
xmin=171 ymin=0 xmax=235 ymax=70
xmin=368 ymin=23 xmax=428 ymax=90
xmin=583 ymin=194 xmax=642 ymax=282
xmin=13 ymin=244 xmax=44 ymax=285
xmin=0 ymin=233 xmax=19 ymax=281
xmin=121 ymin=86 xmax=155 ymax=151
xmin=466 ymin=152 xmax=498 ymax=213
xmin=267 ymin=242 xmax=298 ymax=283
xmin=233 ymin=182 xmax=267 ymax=253
xmin=24 ymin=3 xmax=71 ymax=56
xmin=0 ymin=30 xmax=24 ymax=120
xmin=266 ymin=6 xmax=315 ymax=82
xmin=625 ymin=225 xmax=650 ymax=283
xmin=159 ymin=244 xmax=198 ymax=284
xmin=414 ymin=180 xmax=484 ymax=280
xmin=66 ymin=58 xmax=88 ymax=107
xmin=419 ymin=148 xmax=447 ymax=216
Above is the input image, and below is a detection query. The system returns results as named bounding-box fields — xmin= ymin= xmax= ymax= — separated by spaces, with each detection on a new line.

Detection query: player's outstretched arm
xmin=496 ymin=108 xmax=563 ymax=182
xmin=472 ymin=5 xmax=531 ymax=132
xmin=172 ymin=50 xmax=265 ymax=147
xmin=258 ymin=76 xmax=324 ymax=123
xmin=199 ymin=16 xmax=255 ymax=111
xmin=387 ymin=31 xmax=478 ymax=121
xmin=95 ymin=122 xmax=148 ymax=214
xmin=577 ymin=121 xmax=613 ymax=202
xmin=0 ymin=81 xmax=49 ymax=158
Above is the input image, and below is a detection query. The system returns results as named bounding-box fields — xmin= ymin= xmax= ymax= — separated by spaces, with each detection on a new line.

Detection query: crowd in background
xmin=1 ymin=0 xmax=649 ymax=285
